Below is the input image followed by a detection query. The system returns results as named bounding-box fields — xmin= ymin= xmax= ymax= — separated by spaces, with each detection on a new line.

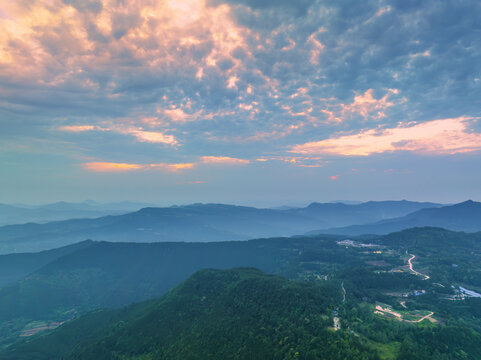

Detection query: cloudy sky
xmin=1 ymin=0 xmax=480 ymax=206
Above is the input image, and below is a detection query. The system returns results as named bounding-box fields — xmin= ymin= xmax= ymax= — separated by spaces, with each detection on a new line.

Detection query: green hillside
xmin=0 ymin=238 xmax=303 ymax=347
xmin=0 ymin=240 xmax=94 ymax=288
xmin=1 ymin=228 xmax=481 ymax=358
xmin=2 ymin=268 xmax=375 ymax=360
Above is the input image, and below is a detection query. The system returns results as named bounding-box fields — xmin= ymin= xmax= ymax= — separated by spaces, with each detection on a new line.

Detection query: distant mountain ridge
xmin=310 ymin=200 xmax=481 ymax=236
xmin=0 ymin=201 xmax=155 ymax=226
xmin=290 ymin=200 xmax=442 ymax=226
xmin=0 ymin=200 xmax=442 ymax=253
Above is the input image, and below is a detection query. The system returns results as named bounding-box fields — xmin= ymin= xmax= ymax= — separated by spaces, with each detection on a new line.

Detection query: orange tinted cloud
xmin=83 ymin=161 xmax=194 ymax=172
xmin=59 ymin=124 xmax=178 ymax=145
xmin=292 ymin=117 xmax=481 ymax=156
xmin=376 ymin=6 xmax=391 ymax=16
xmin=58 ymin=125 xmax=98 ymax=132
xmin=149 ymin=162 xmax=195 ymax=171
xmin=340 ymin=89 xmax=399 ymax=121
xmin=83 ymin=157 xmax=253 ymax=172
xmin=200 ymin=156 xmax=249 ymax=164
xmin=308 ymin=27 xmax=326 ymax=65
xmin=83 ymin=162 xmax=144 ymax=172
xmin=319 ymin=89 xmax=400 ymax=124
xmin=0 ymin=0 xmax=248 ymax=87
xmin=130 ymin=130 xmax=178 ymax=145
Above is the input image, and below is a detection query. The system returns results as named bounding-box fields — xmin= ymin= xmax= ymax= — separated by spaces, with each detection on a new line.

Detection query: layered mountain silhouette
xmin=0 ymin=201 xmax=441 ymax=254
xmin=310 ymin=200 xmax=481 ymax=236
xmin=0 ymin=201 xmax=154 ymax=226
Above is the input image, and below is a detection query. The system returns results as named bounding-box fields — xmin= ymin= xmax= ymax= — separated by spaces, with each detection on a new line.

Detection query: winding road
xmin=408 ymin=254 xmax=430 ymax=280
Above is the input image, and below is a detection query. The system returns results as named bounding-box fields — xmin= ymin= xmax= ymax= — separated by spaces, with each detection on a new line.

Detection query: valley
xmin=3 ymin=0 xmax=479 ymax=357
xmin=0 ymin=226 xmax=480 ymax=359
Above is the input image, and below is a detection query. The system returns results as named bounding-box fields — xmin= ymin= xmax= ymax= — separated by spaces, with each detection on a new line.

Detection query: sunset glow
xmin=1 ymin=0 xmax=480 ymax=204
xmin=292 ymin=117 xmax=481 ymax=156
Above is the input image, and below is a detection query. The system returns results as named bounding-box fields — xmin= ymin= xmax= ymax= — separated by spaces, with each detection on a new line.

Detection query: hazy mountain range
xmin=0 ymin=201 xmax=156 ymax=226
xmin=311 ymin=200 xmax=481 ymax=236
xmin=0 ymin=200 xmax=442 ymax=254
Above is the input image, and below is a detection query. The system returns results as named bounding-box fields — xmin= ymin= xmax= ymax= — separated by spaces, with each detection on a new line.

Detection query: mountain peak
xmin=452 ymin=200 xmax=480 ymax=207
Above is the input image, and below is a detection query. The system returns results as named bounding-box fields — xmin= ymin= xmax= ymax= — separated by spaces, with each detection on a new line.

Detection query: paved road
xmin=408 ymin=254 xmax=430 ymax=280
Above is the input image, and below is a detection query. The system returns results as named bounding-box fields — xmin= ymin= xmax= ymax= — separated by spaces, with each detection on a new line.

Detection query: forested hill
xmin=1 ymin=228 xmax=481 ymax=358
xmin=0 ymin=240 xmax=94 ymax=288
xmin=1 ymin=268 xmax=375 ymax=360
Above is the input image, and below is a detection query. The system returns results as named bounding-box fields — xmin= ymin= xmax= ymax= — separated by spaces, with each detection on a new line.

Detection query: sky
xmin=1 ymin=0 xmax=481 ymax=206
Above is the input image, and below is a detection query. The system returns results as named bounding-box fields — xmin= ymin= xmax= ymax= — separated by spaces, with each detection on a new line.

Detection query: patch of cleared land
xmin=374 ymin=302 xmax=436 ymax=323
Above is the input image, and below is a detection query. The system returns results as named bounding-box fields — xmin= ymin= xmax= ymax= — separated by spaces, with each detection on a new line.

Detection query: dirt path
xmin=408 ymin=254 xmax=430 ymax=280
xmin=375 ymin=305 xmax=435 ymax=323
xmin=404 ymin=312 xmax=435 ymax=323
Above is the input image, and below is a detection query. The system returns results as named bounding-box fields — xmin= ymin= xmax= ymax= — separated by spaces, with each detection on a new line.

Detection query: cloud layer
xmin=292 ymin=117 xmax=481 ymax=156
xmin=1 ymin=0 xmax=481 ymax=203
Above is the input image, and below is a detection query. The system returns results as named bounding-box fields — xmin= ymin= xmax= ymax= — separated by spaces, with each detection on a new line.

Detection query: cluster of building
xmin=402 ymin=289 xmax=426 ymax=298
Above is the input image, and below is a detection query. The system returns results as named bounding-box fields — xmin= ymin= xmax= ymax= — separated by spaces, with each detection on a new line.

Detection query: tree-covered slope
xmin=2 ymin=228 xmax=481 ymax=358
xmin=0 ymin=240 xmax=94 ymax=288
xmin=0 ymin=238 xmax=306 ymax=347
xmin=1 ymin=268 xmax=376 ymax=360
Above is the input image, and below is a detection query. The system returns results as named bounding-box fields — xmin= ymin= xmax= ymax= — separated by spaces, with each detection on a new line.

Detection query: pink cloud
xmin=410 ymin=50 xmax=431 ymax=58
xmin=129 ymin=130 xmax=178 ymax=145
xmin=200 ymin=156 xmax=249 ymax=165
xmin=291 ymin=117 xmax=481 ymax=156
xmin=59 ymin=123 xmax=178 ymax=146
xmin=150 ymin=162 xmax=195 ymax=171
xmin=82 ymin=161 xmax=194 ymax=172
xmin=162 ymin=108 xmax=195 ymax=123
xmin=82 ymin=156 xmax=252 ymax=173
xmin=253 ymin=156 xmax=324 ymax=168
xmin=307 ymin=27 xmax=326 ymax=65
xmin=83 ymin=162 xmax=144 ymax=172
xmin=376 ymin=6 xmax=391 ymax=16
xmin=58 ymin=125 xmax=98 ymax=132
xmin=0 ymin=0 xmax=249 ymax=91
xmin=340 ymin=89 xmax=399 ymax=121
xmin=318 ymin=89 xmax=401 ymax=124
